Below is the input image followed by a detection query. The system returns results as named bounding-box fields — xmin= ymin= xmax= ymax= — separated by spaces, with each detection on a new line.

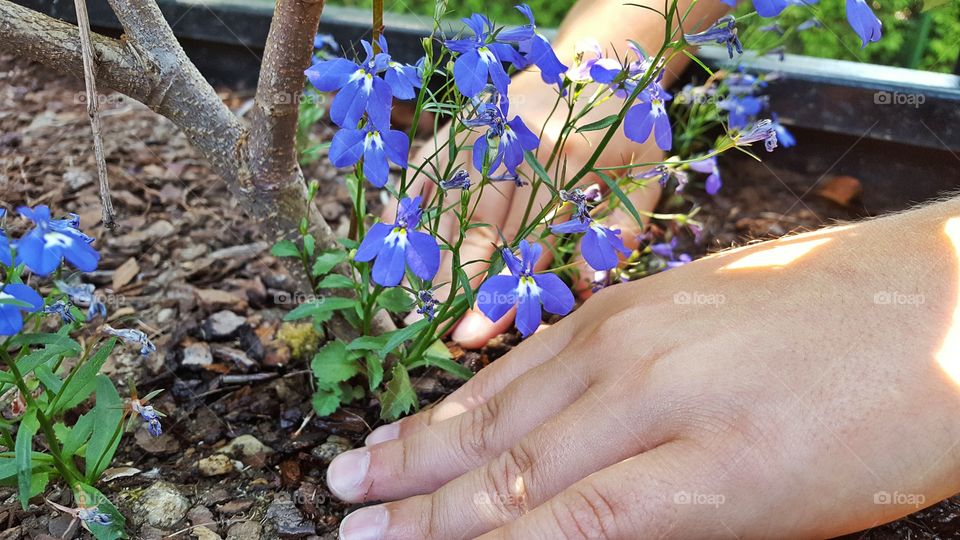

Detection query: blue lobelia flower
xmin=719 ymin=94 xmax=765 ymax=129
xmin=685 ymin=16 xmax=743 ymax=59
xmin=477 ymin=240 xmax=574 ymax=338
xmin=566 ymin=39 xmax=603 ymax=83
xmin=16 ymin=206 xmax=99 ymax=276
xmin=465 ymin=94 xmax=539 ymax=176
xmin=722 ymin=0 xmax=788 ymax=17
xmin=355 ymin=196 xmax=440 ymax=287
xmin=313 ymin=33 xmax=340 ymax=53
xmin=689 ymin=155 xmax=723 ymax=195
xmin=736 ymin=119 xmax=779 ymax=152
xmin=846 ymin=0 xmax=882 ymax=48
xmin=0 ymin=282 xmax=42 ymax=335
xmin=305 ymin=38 xmax=399 ymax=129
xmin=590 ymin=43 xmax=651 ymax=98
xmin=103 ymin=325 xmax=156 ymax=356
xmin=444 ymin=14 xmax=531 ymax=98
xmin=624 ymin=82 xmax=673 ymax=151
xmin=329 ymin=122 xmax=410 ymax=188
xmin=551 ymin=217 xmax=631 ymax=271
xmin=504 ymin=5 xmax=568 ymax=91
xmin=771 ymin=113 xmax=796 ymax=148
xmin=649 ymin=238 xmax=692 ymax=268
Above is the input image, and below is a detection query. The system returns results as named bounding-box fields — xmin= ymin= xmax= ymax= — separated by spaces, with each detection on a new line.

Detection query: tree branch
xmin=250 ymin=0 xmax=326 ymax=191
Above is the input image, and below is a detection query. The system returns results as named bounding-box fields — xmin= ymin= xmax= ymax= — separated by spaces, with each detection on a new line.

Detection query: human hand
xmin=384 ymin=70 xmax=661 ymax=348
xmin=332 ymin=200 xmax=960 ymax=538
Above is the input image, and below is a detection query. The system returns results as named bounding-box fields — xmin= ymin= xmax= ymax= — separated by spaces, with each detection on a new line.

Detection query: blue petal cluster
xmin=0 ymin=282 xmax=42 ymax=335
xmin=465 ymin=93 xmax=540 ymax=176
xmin=15 ymin=206 xmax=99 ymax=276
xmin=354 ymin=196 xmax=440 ymax=287
xmin=477 ymin=240 xmax=574 ymax=338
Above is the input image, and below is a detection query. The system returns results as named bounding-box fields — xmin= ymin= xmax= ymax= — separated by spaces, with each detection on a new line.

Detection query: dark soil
xmin=0 ymin=55 xmax=955 ymax=539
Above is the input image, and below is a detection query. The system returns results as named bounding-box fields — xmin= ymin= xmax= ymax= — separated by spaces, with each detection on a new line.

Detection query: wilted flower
xmin=0 ymin=282 xmax=42 ymax=335
xmin=439 ymin=169 xmax=471 ymax=191
xmin=416 ymin=289 xmax=439 ymax=321
xmin=354 ymin=196 xmax=440 ymax=287
xmin=102 ymin=325 xmax=156 ymax=356
xmin=684 ymin=16 xmax=742 ymax=59
xmin=54 ymin=279 xmax=106 ymax=320
xmin=130 ymin=400 xmax=163 ymax=437
xmin=566 ymin=39 xmax=603 ymax=83
xmin=477 ymin=240 xmax=574 ymax=337
xmin=736 ymin=119 xmax=779 ymax=152
xmin=46 ymin=499 xmax=112 ymax=528
xmin=17 ymin=206 xmax=99 ymax=276
xmin=42 ymin=300 xmax=76 ymax=324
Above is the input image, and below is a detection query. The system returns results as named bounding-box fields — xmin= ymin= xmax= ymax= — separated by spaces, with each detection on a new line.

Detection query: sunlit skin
xmin=384 ymin=0 xmax=731 ymax=348
xmin=332 ymin=197 xmax=960 ymax=539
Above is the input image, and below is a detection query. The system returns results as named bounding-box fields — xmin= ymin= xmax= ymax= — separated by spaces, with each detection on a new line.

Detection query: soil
xmin=0 ymin=54 xmax=956 ymax=539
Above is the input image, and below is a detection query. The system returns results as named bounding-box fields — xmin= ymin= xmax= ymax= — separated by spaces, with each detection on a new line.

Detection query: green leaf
xmin=0 ymin=343 xmax=76 ymax=385
xmin=456 ymin=267 xmax=475 ymax=307
xmin=311 ymin=251 xmax=347 ymax=277
xmin=271 ymin=240 xmax=301 ymax=258
xmin=311 ymin=387 xmax=343 ymax=416
xmin=85 ymin=375 xmax=122 ymax=482
xmin=310 ymin=341 xmax=361 ymax=388
xmin=365 ymin=354 xmax=384 ymax=391
xmin=316 ymin=274 xmax=355 ymax=290
xmin=61 ymin=412 xmax=96 ymax=459
xmin=302 ymin=234 xmax=316 ymax=258
xmin=10 ymin=332 xmax=81 ymax=354
xmin=52 ymin=339 xmax=117 ymax=415
xmin=345 ymin=335 xmax=388 ymax=352
xmin=380 ymin=364 xmax=418 ymax=421
xmin=576 ymin=114 xmax=620 ymax=133
xmin=376 ymin=288 xmax=414 ymax=313
xmin=382 ymin=319 xmax=430 ymax=357
xmin=33 ymin=364 xmax=62 ymax=395
xmin=284 ymin=297 xmax=358 ymax=321
xmin=424 ymin=340 xmax=474 ymax=380
xmin=595 ymin=170 xmax=644 ymax=227
xmin=15 ymin=409 xmax=38 ymax=509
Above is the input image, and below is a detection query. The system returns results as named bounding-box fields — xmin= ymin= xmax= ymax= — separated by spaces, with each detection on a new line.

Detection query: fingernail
xmin=451 ymin=312 xmax=490 ymax=345
xmin=326 ymin=448 xmax=370 ymax=501
xmin=339 ymin=505 xmax=388 ymax=540
xmin=365 ymin=423 xmax=399 ymax=446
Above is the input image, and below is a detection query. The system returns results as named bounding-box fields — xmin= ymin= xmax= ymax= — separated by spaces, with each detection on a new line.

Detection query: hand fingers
xmin=366 ymin=317 xmax=579 ymax=446
xmin=478 ymin=441 xmax=723 ymax=540
xmin=337 ymin=385 xmax=676 ymax=540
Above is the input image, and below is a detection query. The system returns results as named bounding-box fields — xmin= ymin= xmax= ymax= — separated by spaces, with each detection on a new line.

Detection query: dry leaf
xmin=112 ymin=257 xmax=140 ymax=290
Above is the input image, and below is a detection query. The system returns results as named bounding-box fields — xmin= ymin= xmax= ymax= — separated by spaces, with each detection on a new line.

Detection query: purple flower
xmin=689 ymin=155 xmax=723 ymax=195
xmin=313 ymin=33 xmax=340 ymax=53
xmin=305 ymin=37 xmax=418 ymax=129
xmin=685 ymin=16 xmax=742 ymax=59
xmin=131 ymin=400 xmax=163 ymax=437
xmin=54 ymin=279 xmax=106 ymax=320
xmin=16 ymin=206 xmax=100 ymax=276
xmin=635 ymin=165 xmax=671 ymax=188
xmin=385 ymin=57 xmax=424 ymax=100
xmin=439 ymin=169 xmax=471 ymax=191
xmin=102 ymin=325 xmax=156 ymax=356
xmin=416 ymin=289 xmax=439 ymax=321
xmin=846 ymin=0 xmax=882 ymax=48
xmin=719 ymin=95 xmax=765 ymax=129
xmin=624 ymin=83 xmax=673 ymax=151
xmin=0 ymin=282 xmax=42 ymax=335
xmin=551 ymin=217 xmax=632 ymax=271
xmin=566 ymin=39 xmax=602 ymax=83
xmin=649 ymin=238 xmax=692 ymax=268
xmin=736 ymin=119 xmax=779 ymax=152
xmin=355 ymin=196 xmax=440 ymax=287
xmin=771 ymin=113 xmax=796 ymax=148
xmin=43 ymin=300 xmax=76 ymax=325
xmin=444 ymin=14 xmax=530 ymax=98
xmin=466 ymin=95 xmax=539 ymax=176
xmin=590 ymin=43 xmax=651 ymax=97
xmin=329 ymin=122 xmax=410 ymax=188
xmin=507 ymin=5 xmax=568 ymax=91
xmin=477 ymin=240 xmax=574 ymax=338
xmin=559 ymin=187 xmax=600 ymax=220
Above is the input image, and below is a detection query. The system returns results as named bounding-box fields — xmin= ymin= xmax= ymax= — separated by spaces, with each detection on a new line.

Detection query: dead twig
xmin=73 ymin=0 xmax=117 ymax=230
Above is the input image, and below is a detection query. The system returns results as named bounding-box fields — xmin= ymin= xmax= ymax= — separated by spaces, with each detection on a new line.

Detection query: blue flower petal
xmin=17 ymin=231 xmax=60 ymax=276
xmin=405 ymin=230 xmax=440 ymax=281
xmin=519 ymin=240 xmax=542 ymax=273
xmin=477 ymin=275 xmax=519 ymax=323
xmin=532 ymin=272 xmax=574 ymax=315
xmin=508 ymin=117 xmax=539 ymax=151
xmin=653 ymin=113 xmax=673 ymax=151
xmin=550 ymin=218 xmax=591 ymax=234
xmin=382 ymin=129 xmax=410 ymax=169
xmin=753 ymin=0 xmax=788 ymax=17
xmin=526 ymin=35 xmax=568 ymax=87
xmin=623 ymin=102 xmax=654 ymax=144
xmin=0 ymin=232 xmax=12 ymax=266
xmin=385 ymin=65 xmax=416 ymax=100
xmin=453 ymin=50 xmax=489 ymax=98
xmin=329 ymin=128 xmax=365 ymax=168
xmin=0 ymin=305 xmax=23 ymax=335
xmin=371 ymin=235 xmax=407 ymax=286
xmin=501 ymin=247 xmax=523 ymax=277
xmin=846 ymin=0 xmax=882 ymax=48
xmin=472 ymin=133 xmax=490 ymax=174
xmin=59 ymin=232 xmax=100 ymax=272
xmin=305 ymin=58 xmax=360 ymax=91
xmin=367 ymin=77 xmax=394 ymax=131
xmin=589 ymin=58 xmax=622 ymax=84
xmin=3 ymin=283 xmax=43 ymax=311
xmin=515 ymin=287 xmax=542 ymax=337
xmin=355 ymin=223 xmax=393 ymax=262
xmin=363 ymin=131 xmax=390 ymax=188
xmin=330 ymin=77 xmax=370 ymax=128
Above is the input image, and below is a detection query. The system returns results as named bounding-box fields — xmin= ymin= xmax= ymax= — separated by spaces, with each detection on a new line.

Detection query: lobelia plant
xmin=279 ymin=0 xmax=883 ymax=421
xmin=0 ymin=206 xmax=160 ymax=539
